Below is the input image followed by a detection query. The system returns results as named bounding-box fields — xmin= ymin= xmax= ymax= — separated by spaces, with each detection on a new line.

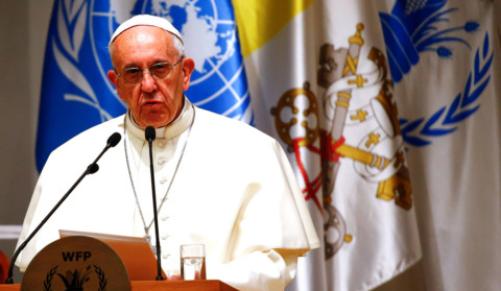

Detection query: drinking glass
xmin=180 ymin=244 xmax=206 ymax=280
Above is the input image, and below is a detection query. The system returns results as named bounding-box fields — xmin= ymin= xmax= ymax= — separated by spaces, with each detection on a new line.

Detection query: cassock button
xmin=161 ymin=216 xmax=169 ymax=221
xmin=162 ymin=254 xmax=170 ymax=260
xmin=161 ymin=235 xmax=170 ymax=240
xmin=160 ymin=177 xmax=168 ymax=184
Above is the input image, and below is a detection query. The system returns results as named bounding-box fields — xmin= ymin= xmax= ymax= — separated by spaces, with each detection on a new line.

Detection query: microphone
xmin=107 ymin=132 xmax=122 ymax=147
xmin=145 ymin=126 xmax=164 ymax=281
xmin=4 ymin=132 xmax=122 ymax=284
xmin=145 ymin=126 xmax=156 ymax=142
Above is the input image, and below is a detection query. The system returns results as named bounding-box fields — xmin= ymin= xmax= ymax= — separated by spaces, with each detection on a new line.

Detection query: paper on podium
xmin=59 ymin=230 xmax=165 ymax=280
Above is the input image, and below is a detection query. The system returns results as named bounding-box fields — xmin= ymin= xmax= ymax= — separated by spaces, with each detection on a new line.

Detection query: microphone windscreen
xmin=107 ymin=132 xmax=122 ymax=147
xmin=145 ymin=126 xmax=156 ymax=141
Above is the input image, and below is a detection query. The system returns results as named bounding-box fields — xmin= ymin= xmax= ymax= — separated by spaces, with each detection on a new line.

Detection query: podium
xmin=0 ymin=280 xmax=237 ymax=290
xmin=1 ymin=235 xmax=238 ymax=291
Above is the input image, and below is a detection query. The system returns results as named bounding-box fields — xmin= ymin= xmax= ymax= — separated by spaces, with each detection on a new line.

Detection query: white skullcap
xmin=109 ymin=14 xmax=183 ymax=44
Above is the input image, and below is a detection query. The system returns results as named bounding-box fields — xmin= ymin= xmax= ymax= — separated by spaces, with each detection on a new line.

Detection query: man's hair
xmin=172 ymin=34 xmax=184 ymax=56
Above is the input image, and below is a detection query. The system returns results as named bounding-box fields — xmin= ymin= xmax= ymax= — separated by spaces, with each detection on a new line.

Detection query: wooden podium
xmin=0 ymin=280 xmax=237 ymax=290
xmin=1 ymin=235 xmax=238 ymax=290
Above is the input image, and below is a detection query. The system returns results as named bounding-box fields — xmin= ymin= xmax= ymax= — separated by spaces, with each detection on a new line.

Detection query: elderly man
xmin=16 ymin=15 xmax=318 ymax=290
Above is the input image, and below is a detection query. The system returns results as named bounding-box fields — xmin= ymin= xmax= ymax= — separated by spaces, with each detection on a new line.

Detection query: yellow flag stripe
xmin=232 ymin=0 xmax=314 ymax=57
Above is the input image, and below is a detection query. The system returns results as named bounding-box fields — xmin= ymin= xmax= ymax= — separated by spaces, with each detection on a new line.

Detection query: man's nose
xmin=140 ymin=70 xmax=157 ymax=92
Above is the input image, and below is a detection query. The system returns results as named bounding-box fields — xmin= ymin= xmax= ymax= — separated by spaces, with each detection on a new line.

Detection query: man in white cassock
xmin=15 ymin=15 xmax=319 ymax=291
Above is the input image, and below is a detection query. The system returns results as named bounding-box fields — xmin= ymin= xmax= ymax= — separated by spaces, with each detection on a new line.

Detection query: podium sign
xmin=21 ymin=236 xmax=130 ymax=290
xmin=1 ymin=280 xmax=238 ymax=291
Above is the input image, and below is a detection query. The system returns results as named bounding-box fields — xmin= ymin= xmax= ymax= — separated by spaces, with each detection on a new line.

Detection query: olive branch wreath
xmin=399 ymin=32 xmax=493 ymax=146
xmin=52 ymin=0 xmax=112 ymax=122
xmin=43 ymin=265 xmax=58 ymax=291
xmin=93 ymin=264 xmax=108 ymax=291
xmin=41 ymin=264 xmax=107 ymax=290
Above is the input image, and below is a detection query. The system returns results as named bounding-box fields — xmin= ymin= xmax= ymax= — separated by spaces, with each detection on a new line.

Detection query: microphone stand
xmin=4 ymin=132 xmax=121 ymax=284
xmin=145 ymin=126 xmax=164 ymax=281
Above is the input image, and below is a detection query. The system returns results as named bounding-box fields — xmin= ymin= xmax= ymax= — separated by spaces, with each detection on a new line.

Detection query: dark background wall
xmin=0 ymin=0 xmax=51 ymax=259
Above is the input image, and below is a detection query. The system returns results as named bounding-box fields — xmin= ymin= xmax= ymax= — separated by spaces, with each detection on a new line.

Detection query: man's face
xmin=108 ymin=26 xmax=195 ymax=128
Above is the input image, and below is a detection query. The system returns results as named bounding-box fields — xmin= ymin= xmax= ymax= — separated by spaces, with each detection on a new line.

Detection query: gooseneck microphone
xmin=145 ymin=126 xmax=164 ymax=281
xmin=4 ymin=132 xmax=122 ymax=284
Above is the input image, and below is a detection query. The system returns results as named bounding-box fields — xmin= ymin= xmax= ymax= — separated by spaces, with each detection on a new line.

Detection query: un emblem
xmin=91 ymin=0 xmax=252 ymax=122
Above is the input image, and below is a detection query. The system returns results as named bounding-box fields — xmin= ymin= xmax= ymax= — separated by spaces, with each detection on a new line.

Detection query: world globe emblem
xmin=90 ymin=0 xmax=252 ymax=122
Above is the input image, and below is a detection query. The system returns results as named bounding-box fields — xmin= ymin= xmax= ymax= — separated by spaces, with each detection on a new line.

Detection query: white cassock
xmin=16 ymin=98 xmax=319 ymax=291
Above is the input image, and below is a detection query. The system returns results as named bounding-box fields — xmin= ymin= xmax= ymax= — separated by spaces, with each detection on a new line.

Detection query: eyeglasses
xmin=115 ymin=56 xmax=184 ymax=84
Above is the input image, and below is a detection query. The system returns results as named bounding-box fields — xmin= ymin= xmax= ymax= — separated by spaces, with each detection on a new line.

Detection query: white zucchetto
xmin=110 ymin=14 xmax=183 ymax=44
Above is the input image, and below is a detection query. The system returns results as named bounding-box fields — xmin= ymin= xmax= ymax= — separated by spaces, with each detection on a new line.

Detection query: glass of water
xmin=180 ymin=244 xmax=206 ymax=280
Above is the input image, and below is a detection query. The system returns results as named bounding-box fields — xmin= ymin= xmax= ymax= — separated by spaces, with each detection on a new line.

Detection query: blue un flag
xmin=36 ymin=0 xmax=252 ymax=171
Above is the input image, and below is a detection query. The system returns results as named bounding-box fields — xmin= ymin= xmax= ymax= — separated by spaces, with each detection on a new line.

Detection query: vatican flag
xmin=233 ymin=0 xmax=422 ymax=290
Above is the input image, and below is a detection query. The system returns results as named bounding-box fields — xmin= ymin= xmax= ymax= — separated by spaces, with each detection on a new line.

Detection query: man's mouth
xmin=141 ymin=100 xmax=162 ymax=106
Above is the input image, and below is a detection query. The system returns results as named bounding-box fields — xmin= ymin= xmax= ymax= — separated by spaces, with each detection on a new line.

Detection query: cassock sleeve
xmin=15 ymin=153 xmax=58 ymax=272
xmin=209 ymin=140 xmax=319 ymax=290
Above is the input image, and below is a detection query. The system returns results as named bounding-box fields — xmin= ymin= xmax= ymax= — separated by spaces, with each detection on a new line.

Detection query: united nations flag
xmin=36 ymin=0 xmax=251 ymax=171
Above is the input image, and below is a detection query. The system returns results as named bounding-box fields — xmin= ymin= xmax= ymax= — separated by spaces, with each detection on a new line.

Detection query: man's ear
xmin=107 ymin=70 xmax=118 ymax=86
xmin=181 ymin=57 xmax=195 ymax=91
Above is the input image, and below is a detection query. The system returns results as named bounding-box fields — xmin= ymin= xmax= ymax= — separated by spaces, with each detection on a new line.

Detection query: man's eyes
xmin=125 ymin=63 xmax=168 ymax=71
xmin=124 ymin=67 xmax=141 ymax=75
xmin=150 ymin=63 xmax=169 ymax=73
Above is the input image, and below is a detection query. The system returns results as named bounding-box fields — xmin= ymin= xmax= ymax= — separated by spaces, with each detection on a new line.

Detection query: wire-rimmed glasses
xmin=116 ymin=56 xmax=184 ymax=84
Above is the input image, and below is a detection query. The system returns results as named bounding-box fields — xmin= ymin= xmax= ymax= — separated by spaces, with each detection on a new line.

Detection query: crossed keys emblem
xmin=271 ymin=24 xmax=413 ymax=259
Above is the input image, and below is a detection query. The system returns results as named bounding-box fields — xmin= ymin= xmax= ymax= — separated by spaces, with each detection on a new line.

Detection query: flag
xmin=379 ymin=0 xmax=500 ymax=290
xmin=233 ymin=0 xmax=422 ymax=290
xmin=36 ymin=0 xmax=251 ymax=171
